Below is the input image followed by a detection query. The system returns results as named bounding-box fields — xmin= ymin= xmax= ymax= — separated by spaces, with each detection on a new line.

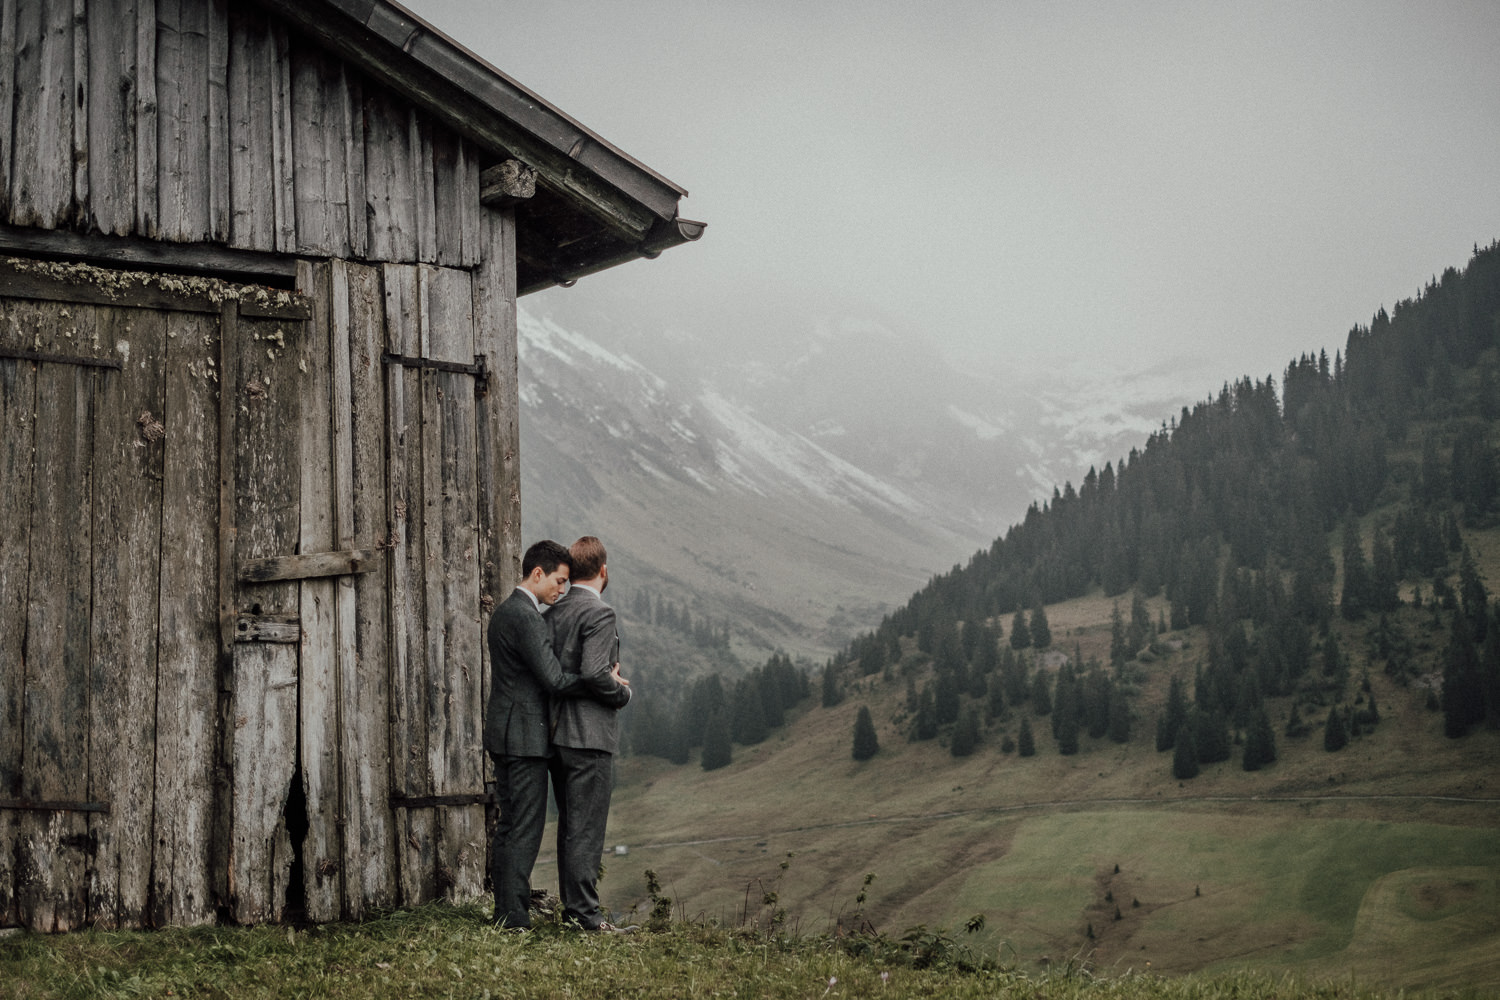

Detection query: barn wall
xmin=0 ymin=0 xmax=483 ymax=267
xmin=0 ymin=206 xmax=520 ymax=928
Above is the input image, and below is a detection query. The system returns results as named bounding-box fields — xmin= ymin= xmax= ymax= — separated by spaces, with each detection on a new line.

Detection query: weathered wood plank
xmin=9 ymin=0 xmax=73 ymax=228
xmin=226 ymin=4 xmax=277 ymax=251
xmin=292 ymin=259 xmax=340 ymax=922
xmin=363 ymin=92 xmax=416 ymax=264
xmin=417 ymin=343 xmax=448 ymax=900
xmin=206 ymin=0 xmax=229 ymax=242
xmin=19 ymin=341 xmax=95 ymax=931
xmin=383 ymin=263 xmax=434 ymax=903
xmin=435 ymin=361 xmax=484 ymax=897
xmin=85 ymin=0 xmax=140 ymax=236
xmin=0 ymin=0 xmax=18 ymax=220
xmin=270 ymin=21 xmax=295 ymax=254
xmin=344 ymin=260 xmax=394 ymax=913
xmin=0 ymin=257 xmax=304 ymax=320
xmin=0 ymin=299 xmax=37 ymax=926
xmin=431 ymin=130 xmax=464 ymax=268
xmin=291 ymin=42 xmax=355 ymax=259
xmin=134 ymin=0 xmax=157 ymax=236
xmin=341 ymin=69 xmax=367 ymax=260
xmin=235 ymin=613 xmax=300 ymax=644
xmin=229 ymin=299 xmax=302 ymax=924
xmin=151 ymin=309 xmax=220 ymax=927
xmin=85 ymin=303 xmax=165 ymax=928
xmin=70 ymin=0 xmax=88 ymax=227
xmin=239 ymin=548 xmax=380 ymax=583
xmin=157 ymin=0 xmax=214 ymax=241
xmin=0 ymin=226 xmax=303 ymax=293
xmin=412 ymin=112 xmax=437 ymax=264
xmin=422 ymin=265 xmax=475 ymax=367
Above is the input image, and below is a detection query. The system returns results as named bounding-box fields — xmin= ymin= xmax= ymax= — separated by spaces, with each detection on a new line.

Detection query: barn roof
xmin=251 ymin=0 xmax=704 ymax=294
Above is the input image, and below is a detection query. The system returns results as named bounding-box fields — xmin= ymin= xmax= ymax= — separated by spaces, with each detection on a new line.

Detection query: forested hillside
xmin=621 ymin=240 xmax=1500 ymax=771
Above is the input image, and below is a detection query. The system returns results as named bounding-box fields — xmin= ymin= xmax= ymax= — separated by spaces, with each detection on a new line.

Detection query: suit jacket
xmin=484 ymin=588 xmax=594 ymax=757
xmin=548 ymin=585 xmax=631 ymax=753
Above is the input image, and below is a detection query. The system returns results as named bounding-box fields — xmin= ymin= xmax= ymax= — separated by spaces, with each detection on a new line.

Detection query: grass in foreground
xmin=0 ymin=901 xmax=1484 ymax=1000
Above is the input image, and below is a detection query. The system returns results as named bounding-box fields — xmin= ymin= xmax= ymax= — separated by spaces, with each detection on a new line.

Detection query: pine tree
xmin=1030 ymin=669 xmax=1053 ymax=716
xmin=701 ymin=711 xmax=732 ymax=770
xmin=1323 ymin=705 xmax=1349 ymax=752
xmin=1155 ymin=675 xmax=1187 ymax=751
xmin=1242 ymin=707 xmax=1277 ymax=771
xmin=1341 ymin=519 xmax=1371 ymax=620
xmin=1030 ymin=602 xmax=1053 ymax=648
xmin=1017 ymin=714 xmax=1036 ymax=757
xmin=731 ymin=678 xmax=769 ymax=745
xmin=951 ymin=706 xmax=980 ymax=757
xmin=1172 ymin=722 xmax=1200 ymax=779
xmin=852 ymin=705 xmax=880 ymax=761
xmin=1010 ymin=608 xmax=1032 ymax=649
xmin=934 ymin=670 xmax=962 ymax=725
xmin=1055 ymin=704 xmax=1080 ymax=755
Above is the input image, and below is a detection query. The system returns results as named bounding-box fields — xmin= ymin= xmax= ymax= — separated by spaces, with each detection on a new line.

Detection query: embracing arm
xmin=494 ymin=600 xmax=583 ymax=697
xmin=577 ymin=607 xmax=631 ymax=709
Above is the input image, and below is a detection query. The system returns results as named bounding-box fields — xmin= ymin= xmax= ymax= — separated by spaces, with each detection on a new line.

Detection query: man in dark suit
xmin=548 ymin=536 xmax=633 ymax=931
xmin=484 ymin=539 xmax=629 ymax=928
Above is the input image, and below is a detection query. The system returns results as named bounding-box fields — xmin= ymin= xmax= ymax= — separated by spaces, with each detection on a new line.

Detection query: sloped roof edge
xmin=251 ymin=0 xmax=702 ymax=267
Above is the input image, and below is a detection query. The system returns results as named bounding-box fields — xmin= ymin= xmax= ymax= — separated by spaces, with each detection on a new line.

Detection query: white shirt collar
xmin=571 ymin=582 xmax=602 ymax=599
xmin=514 ymin=585 xmax=542 ymax=612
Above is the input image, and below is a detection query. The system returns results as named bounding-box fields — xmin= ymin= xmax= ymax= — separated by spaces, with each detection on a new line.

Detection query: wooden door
xmin=0 ymin=261 xmax=307 ymax=930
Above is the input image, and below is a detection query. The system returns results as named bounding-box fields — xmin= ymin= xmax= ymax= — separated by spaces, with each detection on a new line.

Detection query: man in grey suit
xmin=548 ymin=535 xmax=633 ymax=931
xmin=485 ymin=539 xmax=629 ymax=929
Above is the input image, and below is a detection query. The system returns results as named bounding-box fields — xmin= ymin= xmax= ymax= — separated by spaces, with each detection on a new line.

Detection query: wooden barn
xmin=0 ymin=0 xmax=701 ymax=930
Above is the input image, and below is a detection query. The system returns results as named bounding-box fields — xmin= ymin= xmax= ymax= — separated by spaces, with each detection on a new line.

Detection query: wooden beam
xmin=478 ymin=160 xmax=535 ymax=207
xmin=234 ymin=613 xmax=302 ymax=643
xmin=0 ymin=223 xmax=299 ymax=288
xmin=239 ymin=547 xmax=382 ymax=583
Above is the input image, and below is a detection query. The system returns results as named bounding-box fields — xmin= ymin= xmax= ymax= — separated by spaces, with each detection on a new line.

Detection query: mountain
xmin=516 ymin=298 xmax=1206 ymax=662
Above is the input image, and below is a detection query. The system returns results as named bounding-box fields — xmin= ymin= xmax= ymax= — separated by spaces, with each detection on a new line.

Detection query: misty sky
xmin=405 ymin=0 xmax=1500 ymax=383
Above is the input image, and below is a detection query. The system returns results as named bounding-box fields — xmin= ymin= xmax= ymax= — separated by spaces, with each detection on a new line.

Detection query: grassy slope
xmin=588 ymin=568 xmax=1500 ymax=993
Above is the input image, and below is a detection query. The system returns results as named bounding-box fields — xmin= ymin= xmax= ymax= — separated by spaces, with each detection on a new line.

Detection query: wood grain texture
xmin=0 ymin=298 xmax=38 ymax=927
xmin=9 ymin=0 xmax=74 ymax=228
xmin=0 ymin=0 xmax=17 ymax=219
xmin=363 ymin=93 xmax=417 ymax=264
xmin=19 ymin=310 xmax=96 ymax=931
xmin=344 ymin=260 xmax=394 ymax=912
xmin=85 ymin=0 xmax=140 ymax=236
xmin=292 ymin=260 xmax=340 ymax=922
xmin=226 ymin=5 xmax=279 ymax=252
xmin=85 ymin=303 xmax=165 ymax=928
xmin=229 ymin=299 xmax=302 ymax=924
xmin=382 ymin=263 xmax=435 ymax=903
xmin=152 ymin=309 xmax=221 ymax=927
xmin=133 ymin=0 xmax=157 ymax=236
xmin=156 ymin=0 xmax=210 ymax=241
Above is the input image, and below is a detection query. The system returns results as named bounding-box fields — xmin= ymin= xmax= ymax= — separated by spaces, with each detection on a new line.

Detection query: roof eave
xmin=251 ymin=0 xmax=700 ymax=256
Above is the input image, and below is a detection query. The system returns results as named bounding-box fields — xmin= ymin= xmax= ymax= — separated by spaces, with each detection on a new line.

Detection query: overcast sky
xmin=406 ymin=0 xmax=1500 ymax=382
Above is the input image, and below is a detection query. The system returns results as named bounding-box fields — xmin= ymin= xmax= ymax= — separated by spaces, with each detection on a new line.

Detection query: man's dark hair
xmin=568 ymin=536 xmax=607 ymax=580
xmin=522 ymin=539 xmax=571 ymax=578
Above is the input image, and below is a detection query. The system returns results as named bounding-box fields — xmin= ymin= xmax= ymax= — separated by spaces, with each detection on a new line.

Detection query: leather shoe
xmin=591 ymin=920 xmax=639 ymax=934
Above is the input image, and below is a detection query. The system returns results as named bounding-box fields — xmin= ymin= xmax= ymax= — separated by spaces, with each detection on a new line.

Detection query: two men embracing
xmin=484 ymin=536 xmax=634 ymax=932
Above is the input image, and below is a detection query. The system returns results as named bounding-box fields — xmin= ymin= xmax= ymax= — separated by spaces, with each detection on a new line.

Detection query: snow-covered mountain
xmin=517 ymin=301 xmax=1209 ymax=660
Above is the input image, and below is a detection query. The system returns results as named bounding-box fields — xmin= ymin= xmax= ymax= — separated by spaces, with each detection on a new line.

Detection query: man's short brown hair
xmin=568 ymin=536 xmax=607 ymax=580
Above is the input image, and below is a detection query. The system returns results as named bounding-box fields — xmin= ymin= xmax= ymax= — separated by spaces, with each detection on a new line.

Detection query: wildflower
xmin=881 ymin=971 xmax=890 ymax=986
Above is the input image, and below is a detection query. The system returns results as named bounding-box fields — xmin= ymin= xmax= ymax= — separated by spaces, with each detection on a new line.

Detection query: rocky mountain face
xmin=517 ymin=300 xmax=1206 ymax=661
